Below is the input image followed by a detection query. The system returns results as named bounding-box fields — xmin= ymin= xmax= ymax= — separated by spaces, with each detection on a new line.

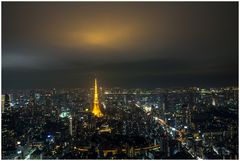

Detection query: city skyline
xmin=2 ymin=2 xmax=238 ymax=90
xmin=1 ymin=2 xmax=238 ymax=159
xmin=1 ymin=78 xmax=238 ymax=159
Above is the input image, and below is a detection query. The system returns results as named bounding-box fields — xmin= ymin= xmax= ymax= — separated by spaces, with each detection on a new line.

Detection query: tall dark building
xmin=4 ymin=94 xmax=10 ymax=112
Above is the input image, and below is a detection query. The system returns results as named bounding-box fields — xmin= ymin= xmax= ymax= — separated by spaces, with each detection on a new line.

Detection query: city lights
xmin=1 ymin=80 xmax=238 ymax=159
xmin=1 ymin=2 xmax=238 ymax=160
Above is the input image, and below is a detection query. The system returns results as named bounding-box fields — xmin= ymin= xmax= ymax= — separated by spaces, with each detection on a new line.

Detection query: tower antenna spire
xmin=92 ymin=78 xmax=103 ymax=117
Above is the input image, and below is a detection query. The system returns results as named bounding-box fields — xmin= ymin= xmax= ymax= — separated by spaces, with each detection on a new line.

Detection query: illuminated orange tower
xmin=92 ymin=78 xmax=103 ymax=117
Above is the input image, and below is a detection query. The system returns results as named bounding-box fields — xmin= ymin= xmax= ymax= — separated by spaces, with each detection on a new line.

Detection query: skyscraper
xmin=69 ymin=116 xmax=73 ymax=136
xmin=1 ymin=95 xmax=5 ymax=113
xmin=92 ymin=78 xmax=103 ymax=117
xmin=3 ymin=94 xmax=10 ymax=112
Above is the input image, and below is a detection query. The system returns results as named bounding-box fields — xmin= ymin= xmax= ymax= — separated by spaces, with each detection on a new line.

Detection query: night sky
xmin=2 ymin=2 xmax=238 ymax=90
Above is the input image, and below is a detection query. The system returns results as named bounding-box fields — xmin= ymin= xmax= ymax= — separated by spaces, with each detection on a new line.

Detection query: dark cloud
xmin=2 ymin=2 xmax=238 ymax=89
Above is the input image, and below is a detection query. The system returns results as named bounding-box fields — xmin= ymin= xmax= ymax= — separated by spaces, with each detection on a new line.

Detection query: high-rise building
xmin=2 ymin=95 xmax=5 ymax=113
xmin=69 ymin=116 xmax=73 ymax=136
xmin=3 ymin=94 xmax=10 ymax=111
xmin=124 ymin=95 xmax=127 ymax=105
xmin=212 ymin=98 xmax=216 ymax=106
xmin=92 ymin=79 xmax=103 ymax=117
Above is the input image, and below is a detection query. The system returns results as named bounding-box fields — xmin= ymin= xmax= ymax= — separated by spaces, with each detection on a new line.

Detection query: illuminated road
xmin=153 ymin=116 xmax=203 ymax=159
xmin=153 ymin=116 xmax=184 ymax=142
xmin=75 ymin=144 xmax=160 ymax=157
xmin=134 ymin=103 xmax=184 ymax=142
xmin=133 ymin=103 xmax=203 ymax=159
xmin=24 ymin=148 xmax=36 ymax=160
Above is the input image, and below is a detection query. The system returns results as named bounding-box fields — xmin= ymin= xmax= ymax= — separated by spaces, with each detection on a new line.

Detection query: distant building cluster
xmin=1 ymin=81 xmax=238 ymax=159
